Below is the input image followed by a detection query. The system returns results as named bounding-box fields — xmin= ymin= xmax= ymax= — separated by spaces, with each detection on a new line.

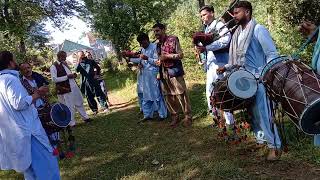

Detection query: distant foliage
xmin=165 ymin=0 xmax=319 ymax=64
xmin=84 ymin=0 xmax=182 ymax=56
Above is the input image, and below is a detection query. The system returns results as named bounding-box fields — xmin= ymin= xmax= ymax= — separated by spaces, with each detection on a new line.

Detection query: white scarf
xmin=228 ymin=19 xmax=257 ymax=67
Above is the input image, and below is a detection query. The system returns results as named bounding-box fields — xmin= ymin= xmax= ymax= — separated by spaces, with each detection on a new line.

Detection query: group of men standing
xmin=0 ymin=49 xmax=110 ymax=179
xmin=127 ymin=23 xmax=193 ymax=127
xmin=0 ymin=0 xmax=319 ymax=179
xmin=196 ymin=0 xmax=320 ymax=161
xmin=195 ymin=1 xmax=282 ymax=160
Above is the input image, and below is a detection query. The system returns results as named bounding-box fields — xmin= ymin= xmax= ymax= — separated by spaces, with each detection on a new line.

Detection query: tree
xmin=83 ymin=0 xmax=182 ymax=60
xmin=0 ymin=0 xmax=85 ymax=57
xmin=198 ymin=0 xmax=205 ymax=8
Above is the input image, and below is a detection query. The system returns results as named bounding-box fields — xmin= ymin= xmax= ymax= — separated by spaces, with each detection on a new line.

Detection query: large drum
xmin=211 ymin=69 xmax=258 ymax=111
xmin=38 ymin=103 xmax=71 ymax=134
xmin=261 ymin=56 xmax=320 ymax=135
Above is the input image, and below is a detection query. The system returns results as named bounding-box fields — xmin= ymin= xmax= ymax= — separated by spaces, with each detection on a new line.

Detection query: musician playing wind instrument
xmin=130 ymin=33 xmax=168 ymax=122
xmin=153 ymin=22 xmax=192 ymax=128
xmin=217 ymin=1 xmax=281 ymax=160
xmin=195 ymin=5 xmax=234 ymax=126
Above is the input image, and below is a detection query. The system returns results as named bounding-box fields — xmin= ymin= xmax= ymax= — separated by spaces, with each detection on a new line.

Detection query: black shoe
xmin=84 ymin=118 xmax=92 ymax=123
xmin=137 ymin=117 xmax=152 ymax=124
xmin=158 ymin=117 xmax=166 ymax=121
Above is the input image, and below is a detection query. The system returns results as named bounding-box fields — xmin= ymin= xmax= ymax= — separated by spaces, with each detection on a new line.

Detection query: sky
xmin=44 ymin=16 xmax=92 ymax=46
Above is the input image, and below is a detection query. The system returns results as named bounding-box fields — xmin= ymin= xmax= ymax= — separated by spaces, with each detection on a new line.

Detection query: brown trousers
xmin=164 ymin=92 xmax=192 ymax=120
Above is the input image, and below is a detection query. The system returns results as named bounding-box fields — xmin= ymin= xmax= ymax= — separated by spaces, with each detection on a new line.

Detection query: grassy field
xmin=1 ymin=59 xmax=320 ymax=179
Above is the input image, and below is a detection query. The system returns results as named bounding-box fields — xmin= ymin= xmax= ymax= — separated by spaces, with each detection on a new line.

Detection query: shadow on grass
xmin=104 ymin=69 xmax=137 ymax=92
xmin=56 ymin=83 xmax=320 ymax=179
xmin=2 ymin=77 xmax=320 ymax=179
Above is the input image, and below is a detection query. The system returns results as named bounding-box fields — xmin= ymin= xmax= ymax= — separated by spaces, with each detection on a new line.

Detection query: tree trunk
xmin=198 ymin=0 xmax=205 ymax=8
xmin=267 ymin=7 xmax=273 ymax=29
xmin=19 ymin=38 xmax=26 ymax=56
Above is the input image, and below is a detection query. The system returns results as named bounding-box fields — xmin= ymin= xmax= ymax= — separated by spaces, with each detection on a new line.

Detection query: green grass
xmin=1 ymin=61 xmax=320 ymax=179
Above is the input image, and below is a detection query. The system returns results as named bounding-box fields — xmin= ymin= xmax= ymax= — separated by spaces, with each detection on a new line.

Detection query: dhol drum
xmin=38 ymin=103 xmax=71 ymax=134
xmin=261 ymin=56 xmax=320 ymax=135
xmin=211 ymin=69 xmax=258 ymax=111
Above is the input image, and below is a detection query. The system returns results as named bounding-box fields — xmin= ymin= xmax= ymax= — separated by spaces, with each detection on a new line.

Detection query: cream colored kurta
xmin=50 ymin=61 xmax=89 ymax=126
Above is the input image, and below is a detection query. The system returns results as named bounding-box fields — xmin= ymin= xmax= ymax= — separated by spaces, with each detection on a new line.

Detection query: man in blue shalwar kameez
xmin=130 ymin=33 xmax=168 ymax=121
xmin=217 ymin=1 xmax=282 ymax=160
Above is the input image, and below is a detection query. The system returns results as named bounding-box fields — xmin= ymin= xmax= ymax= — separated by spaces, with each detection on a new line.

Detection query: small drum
xmin=211 ymin=69 xmax=258 ymax=111
xmin=261 ymin=56 xmax=320 ymax=135
xmin=38 ymin=103 xmax=71 ymax=134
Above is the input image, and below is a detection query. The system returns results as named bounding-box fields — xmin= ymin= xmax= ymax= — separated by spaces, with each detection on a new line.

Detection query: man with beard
xmin=217 ymin=1 xmax=282 ymax=160
xmin=0 ymin=51 xmax=60 ymax=179
xmin=76 ymin=51 xmax=109 ymax=114
xmin=153 ymin=23 xmax=192 ymax=127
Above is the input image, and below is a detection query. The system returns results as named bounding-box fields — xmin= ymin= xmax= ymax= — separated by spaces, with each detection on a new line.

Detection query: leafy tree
xmin=0 ymin=0 xmax=84 ymax=57
xmin=83 ymin=0 xmax=182 ymax=59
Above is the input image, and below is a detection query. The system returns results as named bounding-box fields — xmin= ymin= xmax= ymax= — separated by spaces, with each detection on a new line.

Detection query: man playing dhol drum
xmin=217 ymin=1 xmax=282 ymax=160
xmin=299 ymin=21 xmax=320 ymax=146
xmin=195 ymin=5 xmax=235 ymax=127
xmin=50 ymin=51 xmax=91 ymax=127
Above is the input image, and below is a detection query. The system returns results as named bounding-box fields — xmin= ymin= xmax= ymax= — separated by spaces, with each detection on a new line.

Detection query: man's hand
xmin=67 ymin=73 xmax=77 ymax=79
xmin=32 ymin=86 xmax=49 ymax=100
xmin=299 ymin=21 xmax=317 ymax=37
xmin=77 ymin=57 xmax=83 ymax=64
xmin=195 ymin=46 xmax=206 ymax=53
xmin=155 ymin=60 xmax=161 ymax=66
xmin=159 ymin=54 xmax=169 ymax=61
xmin=138 ymin=64 xmax=143 ymax=69
xmin=140 ymin=54 xmax=148 ymax=60
xmin=38 ymin=86 xmax=49 ymax=96
xmin=217 ymin=67 xmax=226 ymax=74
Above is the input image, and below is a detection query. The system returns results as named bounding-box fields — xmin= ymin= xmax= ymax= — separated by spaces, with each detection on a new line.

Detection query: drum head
xmin=261 ymin=56 xmax=287 ymax=77
xmin=227 ymin=70 xmax=257 ymax=99
xmin=50 ymin=103 xmax=71 ymax=128
xmin=300 ymin=99 xmax=320 ymax=135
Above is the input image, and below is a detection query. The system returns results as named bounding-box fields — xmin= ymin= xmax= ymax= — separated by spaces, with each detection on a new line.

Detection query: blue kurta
xmin=312 ymin=28 xmax=320 ymax=146
xmin=234 ymin=21 xmax=281 ymax=148
xmin=130 ymin=43 xmax=167 ymax=118
xmin=0 ymin=70 xmax=52 ymax=172
xmin=204 ymin=20 xmax=234 ymax=124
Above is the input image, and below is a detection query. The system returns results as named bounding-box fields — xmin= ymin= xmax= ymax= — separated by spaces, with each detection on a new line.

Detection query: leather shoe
xmin=137 ymin=117 xmax=152 ymax=124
